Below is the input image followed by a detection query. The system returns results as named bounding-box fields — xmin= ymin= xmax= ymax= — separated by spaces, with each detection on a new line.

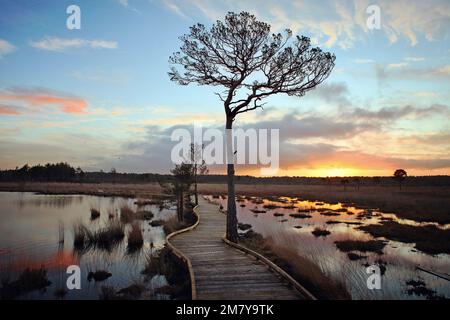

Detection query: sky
xmin=0 ymin=0 xmax=449 ymax=177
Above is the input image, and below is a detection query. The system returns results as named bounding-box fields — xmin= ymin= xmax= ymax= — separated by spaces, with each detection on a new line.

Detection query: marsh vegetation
xmin=0 ymin=192 xmax=194 ymax=300
xmin=207 ymin=194 xmax=450 ymax=300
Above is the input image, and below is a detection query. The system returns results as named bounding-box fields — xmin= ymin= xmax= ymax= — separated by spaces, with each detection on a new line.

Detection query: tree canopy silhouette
xmin=169 ymin=11 xmax=335 ymax=242
xmin=393 ymin=169 xmax=407 ymax=190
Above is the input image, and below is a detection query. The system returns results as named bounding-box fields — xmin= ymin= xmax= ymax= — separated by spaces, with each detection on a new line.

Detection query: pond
xmin=0 ymin=192 xmax=177 ymax=300
xmin=205 ymin=195 xmax=450 ymax=300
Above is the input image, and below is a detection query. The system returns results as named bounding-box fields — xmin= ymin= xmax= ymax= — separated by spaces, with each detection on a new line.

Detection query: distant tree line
xmin=0 ymin=163 xmax=79 ymax=182
xmin=1 ymin=163 xmax=449 ymax=186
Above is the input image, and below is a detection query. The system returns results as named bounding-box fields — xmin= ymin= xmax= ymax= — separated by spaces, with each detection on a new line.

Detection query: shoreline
xmin=1 ymin=182 xmax=449 ymax=224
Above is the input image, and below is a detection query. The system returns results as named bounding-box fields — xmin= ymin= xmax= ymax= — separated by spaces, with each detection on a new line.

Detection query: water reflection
xmin=0 ymin=192 xmax=176 ymax=300
xmin=206 ymin=195 xmax=450 ymax=300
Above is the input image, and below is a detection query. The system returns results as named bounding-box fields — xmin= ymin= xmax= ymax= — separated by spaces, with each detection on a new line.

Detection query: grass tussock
xmin=73 ymin=222 xmax=92 ymax=248
xmin=107 ymin=208 xmax=116 ymax=219
xmin=334 ymin=240 xmax=386 ymax=254
xmin=273 ymin=212 xmax=284 ymax=217
xmin=289 ymin=213 xmax=312 ymax=219
xmin=95 ymin=220 xmax=125 ymax=249
xmin=320 ymin=211 xmax=340 ymax=216
xmin=405 ymin=279 xmax=444 ymax=300
xmin=127 ymin=222 xmax=143 ymax=252
xmin=87 ymin=270 xmax=112 ymax=282
xmin=99 ymin=284 xmax=146 ymax=300
xmin=311 ymin=228 xmax=331 ymax=237
xmin=358 ymin=220 xmax=450 ymax=255
xmin=1 ymin=267 xmax=51 ymax=299
xmin=238 ymin=223 xmax=252 ymax=231
xmin=142 ymin=248 xmax=191 ymax=299
xmin=72 ymin=219 xmax=125 ymax=251
xmin=347 ymin=252 xmax=367 ymax=260
xmin=120 ymin=205 xmax=135 ymax=224
xmin=90 ymin=208 xmax=100 ymax=220
xmin=135 ymin=198 xmax=162 ymax=206
xmin=120 ymin=205 xmax=154 ymax=223
xmin=239 ymin=230 xmax=350 ymax=300
xmin=135 ymin=210 xmax=154 ymax=220
xmin=162 ymin=215 xmax=194 ymax=235
xmin=150 ymin=219 xmax=164 ymax=227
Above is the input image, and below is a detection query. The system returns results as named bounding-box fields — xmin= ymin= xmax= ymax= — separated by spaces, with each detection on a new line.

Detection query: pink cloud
xmin=0 ymin=88 xmax=87 ymax=114
xmin=0 ymin=105 xmax=20 ymax=115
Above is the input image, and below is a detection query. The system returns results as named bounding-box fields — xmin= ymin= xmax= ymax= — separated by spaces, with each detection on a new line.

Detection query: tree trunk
xmin=194 ymin=163 xmax=198 ymax=205
xmin=225 ymin=116 xmax=238 ymax=242
xmin=178 ymin=191 xmax=184 ymax=222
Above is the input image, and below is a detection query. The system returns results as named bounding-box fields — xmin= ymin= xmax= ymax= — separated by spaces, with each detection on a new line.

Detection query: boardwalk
xmin=170 ymin=197 xmax=306 ymax=300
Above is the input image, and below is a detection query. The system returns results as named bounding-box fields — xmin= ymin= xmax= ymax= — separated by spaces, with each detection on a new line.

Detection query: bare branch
xmin=168 ymin=11 xmax=335 ymax=120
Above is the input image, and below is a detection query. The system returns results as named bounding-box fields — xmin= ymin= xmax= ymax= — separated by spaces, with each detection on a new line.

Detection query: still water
xmin=0 ymin=192 xmax=177 ymax=300
xmin=206 ymin=195 xmax=450 ymax=300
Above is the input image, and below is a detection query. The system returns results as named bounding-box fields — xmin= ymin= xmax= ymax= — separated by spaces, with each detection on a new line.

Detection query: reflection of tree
xmin=18 ymin=195 xmax=82 ymax=209
xmin=190 ymin=143 xmax=208 ymax=206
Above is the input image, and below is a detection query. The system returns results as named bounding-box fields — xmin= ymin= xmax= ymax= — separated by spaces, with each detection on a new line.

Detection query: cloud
xmin=307 ymin=82 xmax=353 ymax=107
xmin=344 ymin=104 xmax=450 ymax=122
xmin=0 ymin=87 xmax=88 ymax=114
xmin=405 ymin=57 xmax=425 ymax=62
xmin=413 ymin=91 xmax=437 ymax=98
xmin=387 ymin=62 xmax=408 ymax=69
xmin=380 ymin=0 xmax=450 ymax=46
xmin=291 ymin=149 xmax=450 ymax=171
xmin=0 ymin=39 xmax=16 ymax=57
xmin=355 ymin=59 xmax=374 ymax=64
xmin=30 ymin=37 xmax=118 ymax=52
xmin=160 ymin=0 xmax=450 ymax=48
xmin=90 ymin=114 xmax=450 ymax=174
xmin=242 ymin=111 xmax=370 ymax=141
xmin=70 ymin=69 xmax=131 ymax=83
xmin=0 ymin=105 xmax=21 ymax=115
xmin=376 ymin=63 xmax=450 ymax=83
xmin=162 ymin=0 xmax=190 ymax=19
xmin=118 ymin=0 xmax=129 ymax=7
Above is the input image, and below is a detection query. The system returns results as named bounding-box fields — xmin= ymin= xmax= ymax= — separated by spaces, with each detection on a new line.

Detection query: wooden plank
xmin=168 ymin=197 xmax=310 ymax=300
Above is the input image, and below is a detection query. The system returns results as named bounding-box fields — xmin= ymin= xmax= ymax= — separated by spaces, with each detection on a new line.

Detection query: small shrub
xmin=311 ymin=228 xmax=331 ymax=237
xmin=127 ymin=222 xmax=143 ymax=251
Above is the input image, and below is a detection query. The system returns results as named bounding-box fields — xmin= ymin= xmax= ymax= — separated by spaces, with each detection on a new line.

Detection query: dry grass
xmin=239 ymin=230 xmax=350 ymax=300
xmin=358 ymin=220 xmax=450 ymax=255
xmin=141 ymin=247 xmax=191 ymax=299
xmin=198 ymin=183 xmax=450 ymax=224
xmin=162 ymin=210 xmax=197 ymax=235
xmin=0 ymin=182 xmax=165 ymax=198
xmin=72 ymin=219 xmax=125 ymax=251
xmin=4 ymin=182 xmax=448 ymax=224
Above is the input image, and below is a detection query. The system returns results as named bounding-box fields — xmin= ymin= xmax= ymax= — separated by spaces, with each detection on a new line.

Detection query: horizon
xmin=1 ymin=0 xmax=450 ymax=177
xmin=2 ymin=161 xmax=450 ymax=178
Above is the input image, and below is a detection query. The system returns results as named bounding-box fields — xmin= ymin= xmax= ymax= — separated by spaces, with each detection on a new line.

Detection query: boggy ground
xmin=1 ymin=182 xmax=449 ymax=224
xmin=198 ymin=183 xmax=450 ymax=225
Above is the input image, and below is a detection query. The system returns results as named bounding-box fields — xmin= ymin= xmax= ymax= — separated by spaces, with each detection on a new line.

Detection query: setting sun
xmin=316 ymin=167 xmax=360 ymax=177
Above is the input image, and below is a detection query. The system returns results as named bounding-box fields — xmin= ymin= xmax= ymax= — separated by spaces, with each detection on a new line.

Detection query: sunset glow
xmin=0 ymin=0 xmax=449 ymax=176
